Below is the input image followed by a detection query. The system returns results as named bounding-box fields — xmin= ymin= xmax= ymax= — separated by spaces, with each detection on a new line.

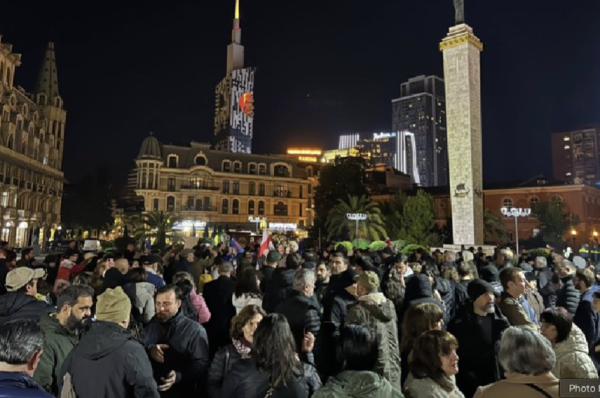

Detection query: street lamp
xmin=347 ymin=213 xmax=368 ymax=245
xmin=571 ymin=229 xmax=577 ymax=249
xmin=501 ymin=207 xmax=531 ymax=255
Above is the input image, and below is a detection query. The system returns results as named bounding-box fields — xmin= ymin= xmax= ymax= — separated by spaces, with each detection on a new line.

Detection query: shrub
xmin=400 ymin=244 xmax=431 ymax=256
xmin=369 ymin=241 xmax=387 ymax=251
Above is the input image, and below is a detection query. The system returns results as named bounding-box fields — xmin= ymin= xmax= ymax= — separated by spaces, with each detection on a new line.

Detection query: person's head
xmin=67 ymin=240 xmax=76 ymax=249
xmin=21 ymin=248 xmax=33 ymax=260
xmin=354 ymin=271 xmax=380 ymax=297
xmin=540 ymin=307 xmax=572 ymax=345
xmin=394 ymin=254 xmax=409 ymax=274
xmin=410 ymin=330 xmax=459 ymax=383
xmin=235 ymin=268 xmax=261 ymax=297
xmin=95 ymin=260 xmax=108 ymax=277
xmin=445 ymin=251 xmax=456 ymax=263
xmin=95 ymin=287 xmax=131 ymax=329
xmin=316 ymin=262 xmax=331 ymax=284
xmin=277 ymin=243 xmax=285 ymax=255
xmin=442 ymin=267 xmax=460 ymax=283
xmin=593 ymin=291 xmax=600 ymax=314
xmin=0 ymin=319 xmax=45 ymax=376
xmin=457 ymin=262 xmax=473 ymax=280
xmin=71 ymin=272 xmax=92 ymax=287
xmin=286 ymin=253 xmax=302 ymax=270
xmin=155 ymin=285 xmax=182 ymax=323
xmin=56 ymin=285 xmax=94 ymax=331
xmin=5 ymin=267 xmax=45 ymax=296
xmin=114 ymin=258 xmax=130 ymax=275
xmin=339 ymin=324 xmax=379 ymax=371
xmin=468 ymin=279 xmax=496 ymax=316
xmin=67 ymin=251 xmax=79 ymax=263
xmin=498 ymin=326 xmax=556 ymax=376
xmin=218 ymin=262 xmax=233 ymax=276
xmin=126 ymin=267 xmax=148 ymax=284
xmin=126 ymin=243 xmax=135 ymax=252
xmin=401 ymin=302 xmax=444 ymax=353
xmin=556 ymin=259 xmax=576 ymax=278
xmin=252 ymin=314 xmax=303 ymax=385
xmin=230 ymin=304 xmax=266 ymax=344
xmin=573 ymin=268 xmax=595 ymax=294
xmin=499 ymin=267 xmax=527 ymax=298
xmin=173 ymin=271 xmax=196 ymax=289
xmin=380 ymin=247 xmax=393 ymax=259
xmin=265 ymin=250 xmax=281 ymax=266
xmin=329 ymin=253 xmax=348 ymax=275
xmin=293 ymin=268 xmax=316 ymax=297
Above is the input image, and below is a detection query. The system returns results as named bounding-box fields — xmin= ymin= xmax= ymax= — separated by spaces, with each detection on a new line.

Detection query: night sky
xmin=1 ymin=1 xmax=599 ymax=187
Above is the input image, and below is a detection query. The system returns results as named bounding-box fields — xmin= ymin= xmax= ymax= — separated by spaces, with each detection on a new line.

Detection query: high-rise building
xmin=392 ymin=75 xmax=448 ymax=187
xmin=0 ymin=40 xmax=66 ymax=247
xmin=214 ymin=0 xmax=256 ymax=154
xmin=552 ymin=127 xmax=600 ymax=186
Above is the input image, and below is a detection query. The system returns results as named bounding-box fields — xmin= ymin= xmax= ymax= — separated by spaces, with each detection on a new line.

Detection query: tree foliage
xmin=484 ymin=208 xmax=509 ymax=243
xmin=132 ymin=211 xmax=184 ymax=251
xmin=532 ymin=200 xmax=580 ymax=247
xmin=399 ymin=190 xmax=441 ymax=246
xmin=325 ymin=195 xmax=387 ymax=241
xmin=380 ymin=194 xmax=405 ymax=240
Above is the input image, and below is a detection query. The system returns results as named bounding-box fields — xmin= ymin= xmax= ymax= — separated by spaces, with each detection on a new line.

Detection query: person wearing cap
xmin=0 ymin=267 xmax=49 ymax=325
xmin=139 ymin=254 xmax=166 ymax=290
xmin=379 ymin=247 xmax=395 ymax=270
xmin=258 ymin=250 xmax=280 ymax=294
xmin=555 ymin=259 xmax=581 ymax=315
xmin=447 ymin=279 xmax=509 ymax=398
xmin=498 ymin=267 xmax=539 ymax=330
xmin=345 ymin=271 xmax=401 ymax=388
xmin=59 ymin=286 xmax=158 ymax=398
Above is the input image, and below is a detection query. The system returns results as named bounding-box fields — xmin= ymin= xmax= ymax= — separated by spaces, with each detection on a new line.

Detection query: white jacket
xmin=232 ymin=293 xmax=263 ymax=314
xmin=552 ymin=324 xmax=598 ymax=379
xmin=405 ymin=374 xmax=465 ymax=398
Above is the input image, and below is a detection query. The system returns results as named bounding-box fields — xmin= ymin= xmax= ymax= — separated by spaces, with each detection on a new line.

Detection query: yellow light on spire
xmin=235 ymin=0 xmax=240 ymax=19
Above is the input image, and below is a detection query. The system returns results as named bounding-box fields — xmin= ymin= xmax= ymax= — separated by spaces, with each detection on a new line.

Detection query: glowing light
xmin=298 ymin=156 xmax=318 ymax=163
xmin=235 ymin=0 xmax=240 ymax=19
xmin=269 ymin=223 xmax=297 ymax=231
xmin=18 ymin=222 xmax=28 ymax=229
xmin=287 ymin=149 xmax=323 ymax=156
xmin=239 ymin=93 xmax=254 ymax=117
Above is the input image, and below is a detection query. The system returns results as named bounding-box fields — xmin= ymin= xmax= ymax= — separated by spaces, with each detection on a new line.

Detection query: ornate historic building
xmin=133 ymin=135 xmax=313 ymax=236
xmin=0 ymin=39 xmax=66 ymax=247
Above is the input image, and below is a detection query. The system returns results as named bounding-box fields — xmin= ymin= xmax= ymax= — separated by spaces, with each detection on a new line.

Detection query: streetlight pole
xmin=501 ymin=207 xmax=531 ymax=255
xmin=347 ymin=213 xmax=368 ymax=245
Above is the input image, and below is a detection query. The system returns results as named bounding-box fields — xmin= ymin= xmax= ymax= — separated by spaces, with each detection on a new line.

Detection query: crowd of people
xmin=0 ymin=239 xmax=599 ymax=398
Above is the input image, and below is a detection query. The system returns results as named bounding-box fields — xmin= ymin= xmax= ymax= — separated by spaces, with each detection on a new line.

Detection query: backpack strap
xmin=525 ymin=383 xmax=554 ymax=398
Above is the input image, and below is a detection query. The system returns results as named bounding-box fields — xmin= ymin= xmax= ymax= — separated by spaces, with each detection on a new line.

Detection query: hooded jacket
xmin=0 ymin=292 xmax=49 ymax=325
xmin=552 ymin=324 xmax=598 ymax=379
xmin=398 ymin=275 xmax=445 ymax=329
xmin=59 ymin=321 xmax=159 ymax=398
xmin=345 ymin=292 xmax=401 ymax=388
xmin=263 ymin=268 xmax=297 ymax=313
xmin=313 ymin=370 xmax=404 ymax=398
xmin=123 ymin=281 xmax=156 ymax=324
xmin=33 ymin=313 xmax=79 ymax=395
xmin=0 ymin=372 xmax=53 ymax=398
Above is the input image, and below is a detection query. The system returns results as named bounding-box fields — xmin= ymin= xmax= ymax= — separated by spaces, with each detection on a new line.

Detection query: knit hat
xmin=467 ymin=279 xmax=495 ymax=302
xmin=266 ymin=250 xmax=281 ymax=263
xmin=480 ymin=265 xmax=499 ymax=283
xmin=96 ymin=287 xmax=131 ymax=324
xmin=354 ymin=271 xmax=380 ymax=291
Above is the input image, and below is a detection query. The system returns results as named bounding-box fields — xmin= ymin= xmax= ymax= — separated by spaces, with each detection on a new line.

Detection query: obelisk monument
xmin=440 ymin=1 xmax=484 ymax=245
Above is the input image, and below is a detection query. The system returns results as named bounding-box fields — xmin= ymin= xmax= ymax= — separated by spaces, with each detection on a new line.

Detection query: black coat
xmin=397 ymin=274 xmax=444 ymax=327
xmin=220 ymin=358 xmax=321 ymax=398
xmin=0 ymin=292 xmax=49 ymax=325
xmin=276 ymin=291 xmax=321 ymax=356
xmin=259 ymin=265 xmax=276 ymax=294
xmin=263 ymin=268 xmax=296 ymax=313
xmin=454 ymin=280 xmax=471 ymax=315
xmin=59 ymin=321 xmax=159 ymax=398
xmin=203 ymin=276 xmax=236 ymax=356
xmin=208 ymin=343 xmax=246 ymax=398
xmin=0 ymin=372 xmax=53 ymax=398
xmin=556 ymin=275 xmax=580 ymax=315
xmin=144 ymin=311 xmax=210 ymax=397
xmin=447 ymin=303 xmax=509 ymax=398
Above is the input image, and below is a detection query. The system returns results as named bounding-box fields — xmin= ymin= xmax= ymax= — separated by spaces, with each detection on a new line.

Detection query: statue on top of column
xmin=453 ymin=0 xmax=465 ymax=24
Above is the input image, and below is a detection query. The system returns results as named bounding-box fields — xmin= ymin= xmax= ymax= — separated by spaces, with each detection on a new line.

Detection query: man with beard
xmin=145 ymin=284 xmax=209 ymax=397
xmin=33 ymin=285 xmax=94 ymax=395
xmin=447 ymin=280 xmax=509 ymax=398
xmin=315 ymin=261 xmax=331 ymax=304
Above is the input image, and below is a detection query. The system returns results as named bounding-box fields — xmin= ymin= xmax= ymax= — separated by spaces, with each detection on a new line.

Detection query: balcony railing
xmin=181 ymin=184 xmax=220 ymax=191
xmin=181 ymin=206 xmax=217 ymax=212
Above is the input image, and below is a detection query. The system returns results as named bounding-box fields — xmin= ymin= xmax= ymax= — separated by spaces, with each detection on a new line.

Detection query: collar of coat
xmin=358 ymin=292 xmax=387 ymax=305
xmin=503 ymin=371 xmax=558 ymax=385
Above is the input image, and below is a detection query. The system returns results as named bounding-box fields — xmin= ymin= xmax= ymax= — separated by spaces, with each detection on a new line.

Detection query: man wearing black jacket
xmin=0 ymin=267 xmax=48 ymax=325
xmin=203 ymin=262 xmax=236 ymax=357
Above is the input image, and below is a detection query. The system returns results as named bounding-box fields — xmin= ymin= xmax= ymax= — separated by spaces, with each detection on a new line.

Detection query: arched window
xmin=502 ymin=197 xmax=513 ymax=208
xmin=550 ymin=195 xmax=563 ymax=206
xmin=222 ymin=199 xmax=229 ymax=214
xmin=167 ymin=196 xmax=175 ymax=212
xmin=248 ymin=200 xmax=255 ymax=215
xmin=195 ymin=199 xmax=202 ymax=211
xmin=529 ymin=196 xmax=540 ymax=206
xmin=195 ymin=156 xmax=207 ymax=166
xmin=259 ymin=183 xmax=265 ymax=196
xmin=258 ymin=164 xmax=267 ymax=175
xmin=168 ymin=155 xmax=178 ymax=168
xmin=6 ymin=134 xmax=13 ymax=150
xmin=232 ymin=199 xmax=239 ymax=215
xmin=233 ymin=161 xmax=242 ymax=173
xmin=307 ymin=166 xmax=313 ymax=178
xmin=141 ymin=171 xmax=147 ymax=189
xmin=249 ymin=163 xmax=257 ymax=175
xmin=274 ymin=201 xmax=288 ymax=216
xmin=153 ymin=198 xmax=159 ymax=211
xmin=222 ymin=180 xmax=230 ymax=194
xmin=233 ymin=181 xmax=240 ymax=195
xmin=222 ymin=160 xmax=232 ymax=172
xmin=249 ymin=181 xmax=256 ymax=196
xmin=274 ymin=164 xmax=289 ymax=177
xmin=258 ymin=201 xmax=265 ymax=215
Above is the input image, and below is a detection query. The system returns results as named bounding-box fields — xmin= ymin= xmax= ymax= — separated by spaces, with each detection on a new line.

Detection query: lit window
xmin=564 ymin=137 xmax=570 ymax=142
xmin=564 ymin=145 xmax=570 ymax=150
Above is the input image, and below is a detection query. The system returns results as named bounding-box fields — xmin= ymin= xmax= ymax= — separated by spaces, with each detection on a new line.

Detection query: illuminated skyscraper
xmin=392 ymin=75 xmax=448 ymax=187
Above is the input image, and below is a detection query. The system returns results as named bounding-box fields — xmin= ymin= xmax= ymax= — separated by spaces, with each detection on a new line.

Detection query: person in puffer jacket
xmin=540 ymin=307 xmax=598 ymax=379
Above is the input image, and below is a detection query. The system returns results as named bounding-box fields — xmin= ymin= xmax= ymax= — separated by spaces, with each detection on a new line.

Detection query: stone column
xmin=440 ymin=24 xmax=484 ymax=246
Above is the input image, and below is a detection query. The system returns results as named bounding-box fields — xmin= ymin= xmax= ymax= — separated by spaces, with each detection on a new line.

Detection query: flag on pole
xmin=259 ymin=229 xmax=271 ymax=258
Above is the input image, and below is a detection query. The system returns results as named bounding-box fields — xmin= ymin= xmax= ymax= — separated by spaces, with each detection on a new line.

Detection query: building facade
xmin=0 ymin=39 xmax=66 ymax=248
xmin=551 ymin=127 xmax=600 ymax=186
xmin=134 ymin=135 xmax=313 ymax=236
xmin=392 ymin=75 xmax=448 ymax=187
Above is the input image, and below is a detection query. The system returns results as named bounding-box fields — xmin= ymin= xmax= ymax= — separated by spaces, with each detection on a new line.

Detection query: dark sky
xmin=1 ymin=0 xmax=599 ymax=186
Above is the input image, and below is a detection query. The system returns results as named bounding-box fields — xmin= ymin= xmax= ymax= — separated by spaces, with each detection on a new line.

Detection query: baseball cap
xmin=354 ymin=271 xmax=380 ymax=290
xmin=6 ymin=267 xmax=46 ymax=292
xmin=266 ymin=250 xmax=281 ymax=263
xmin=141 ymin=254 xmax=162 ymax=265
xmin=381 ymin=247 xmax=394 ymax=255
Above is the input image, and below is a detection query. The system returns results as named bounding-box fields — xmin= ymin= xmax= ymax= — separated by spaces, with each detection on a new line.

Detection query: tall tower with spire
xmin=214 ymin=0 xmax=256 ymax=154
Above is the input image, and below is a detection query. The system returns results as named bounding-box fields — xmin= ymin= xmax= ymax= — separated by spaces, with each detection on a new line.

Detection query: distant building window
xmin=248 ymin=200 xmax=255 ymax=215
xmin=187 ymin=196 xmax=194 ymax=210
xmin=258 ymin=201 xmax=265 ymax=215
xmin=274 ymin=201 xmax=288 ymax=216
xmin=153 ymin=198 xmax=159 ymax=211
xmin=259 ymin=183 xmax=265 ymax=196
xmin=233 ymin=161 xmax=242 ymax=173
xmin=502 ymin=198 xmax=513 ymax=208
xmin=529 ymin=196 xmax=540 ymax=206
xmin=274 ymin=165 xmax=289 ymax=177
xmin=249 ymin=181 xmax=256 ymax=196
xmin=195 ymin=199 xmax=202 ymax=211
xmin=299 ymin=203 xmax=303 ymax=217
xmin=307 ymin=167 xmax=313 ymax=177
xmin=222 ymin=199 xmax=229 ymax=214
xmin=168 ymin=178 xmax=176 ymax=192
xmin=233 ymin=181 xmax=240 ymax=195
xmin=299 ymin=186 xmax=303 ymax=199
xmin=168 ymin=155 xmax=178 ymax=168
xmin=249 ymin=163 xmax=257 ymax=175
xmin=167 ymin=197 xmax=175 ymax=212
xmin=232 ymin=199 xmax=239 ymax=215
xmin=195 ymin=156 xmax=207 ymax=166
xmin=222 ymin=160 xmax=232 ymax=172
xmin=223 ymin=180 xmax=230 ymax=194
xmin=258 ymin=164 xmax=267 ymax=176
xmin=551 ymin=195 xmax=563 ymax=205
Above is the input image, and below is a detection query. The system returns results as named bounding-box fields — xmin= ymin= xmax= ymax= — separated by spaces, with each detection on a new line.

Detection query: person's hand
xmin=158 ymin=371 xmax=176 ymax=392
xmin=302 ymin=332 xmax=315 ymax=353
xmin=149 ymin=344 xmax=169 ymax=364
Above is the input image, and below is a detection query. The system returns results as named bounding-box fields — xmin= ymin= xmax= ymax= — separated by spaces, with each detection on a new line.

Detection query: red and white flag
xmin=259 ymin=229 xmax=272 ymax=258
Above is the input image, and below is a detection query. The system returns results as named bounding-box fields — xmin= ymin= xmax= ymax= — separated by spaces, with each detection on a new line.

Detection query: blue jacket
xmin=0 ymin=372 xmax=53 ymax=398
xmin=574 ymin=287 xmax=600 ymax=355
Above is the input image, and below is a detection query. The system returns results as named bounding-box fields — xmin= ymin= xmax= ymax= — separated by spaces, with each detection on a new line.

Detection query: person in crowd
xmin=555 ymin=259 xmax=581 ymax=315
xmin=0 ymin=267 xmax=48 ymax=324
xmin=479 ymin=265 xmax=502 ymax=296
xmin=454 ymin=262 xmax=474 ymax=314
xmin=208 ymin=304 xmax=266 ymax=398
xmin=233 ymin=268 xmax=263 ymax=313
xmin=219 ymin=313 xmax=321 ymax=398
xmin=259 ymin=250 xmax=280 ymax=294
xmin=172 ymin=271 xmax=211 ymax=324
xmin=356 ymin=256 xmax=383 ymax=283
xmin=0 ymin=248 xmax=9 ymax=296
xmin=276 ymin=268 xmax=321 ymax=360
xmin=123 ymin=243 xmax=136 ymax=263
xmin=313 ymin=324 xmax=404 ymax=398
xmin=400 ymin=302 xmax=444 ymax=387
xmin=174 ymin=279 xmax=200 ymax=322
xmin=447 ymin=279 xmax=509 ymax=398
xmin=540 ymin=307 xmax=598 ymax=379
xmin=203 ymin=262 xmax=236 ymax=357
xmin=54 ymin=251 xmax=79 ymax=294
xmin=494 ymin=249 xmax=514 ymax=269
xmin=145 ymin=284 xmax=210 ymax=397
xmin=302 ymin=252 xmax=318 ymax=270
xmin=404 ymin=330 xmax=464 ymax=398
xmin=141 ymin=254 xmax=166 ymax=290
xmin=573 ymin=268 xmax=600 ymax=356
xmin=534 ymin=256 xmax=556 ymax=308
xmin=345 ymin=271 xmax=401 ymax=388
xmin=33 ymin=285 xmax=93 ymax=395
xmin=122 ymin=267 xmax=156 ymax=324
xmin=17 ymin=248 xmax=35 ymax=268
xmin=398 ymin=274 xmax=445 ymax=331
xmin=263 ymin=253 xmax=302 ymax=313
xmin=100 ymin=268 xmax=126 ymax=294
xmin=473 ymin=327 xmax=560 ymax=398
xmin=0 ymin=319 xmax=53 ymax=398
xmin=59 ymin=287 xmax=159 ymax=398
xmin=114 ymin=258 xmax=130 ymax=275
xmin=498 ymin=267 xmax=539 ymax=329
xmin=524 ymin=272 xmax=544 ymax=322
xmin=315 ymin=261 xmax=331 ymax=304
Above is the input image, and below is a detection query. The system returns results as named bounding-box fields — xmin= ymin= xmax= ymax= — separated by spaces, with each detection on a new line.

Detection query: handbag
xmin=263 ymin=375 xmax=283 ymax=398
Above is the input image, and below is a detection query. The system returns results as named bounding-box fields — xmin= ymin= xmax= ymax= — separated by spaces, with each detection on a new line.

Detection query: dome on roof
xmin=138 ymin=133 xmax=162 ymax=160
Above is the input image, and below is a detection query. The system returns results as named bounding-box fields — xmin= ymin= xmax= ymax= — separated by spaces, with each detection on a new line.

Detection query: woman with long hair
xmin=174 ymin=279 xmax=200 ymax=322
xmin=208 ymin=304 xmax=266 ymax=398
xmin=220 ymin=313 xmax=321 ymax=398
xmin=173 ymin=271 xmax=211 ymax=324
xmin=233 ymin=268 xmax=263 ymax=314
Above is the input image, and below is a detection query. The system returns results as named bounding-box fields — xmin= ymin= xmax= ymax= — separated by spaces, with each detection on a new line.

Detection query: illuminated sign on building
xmin=298 ymin=156 xmax=318 ymax=163
xmin=173 ymin=221 xmax=207 ymax=230
xmin=373 ymin=132 xmax=397 ymax=140
xmin=287 ymin=149 xmax=323 ymax=156
xmin=269 ymin=223 xmax=297 ymax=231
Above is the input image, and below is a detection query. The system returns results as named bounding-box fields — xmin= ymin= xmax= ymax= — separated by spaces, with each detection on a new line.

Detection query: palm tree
xmin=133 ymin=211 xmax=184 ymax=251
xmin=326 ymin=195 xmax=387 ymax=242
xmin=484 ymin=208 xmax=509 ymax=243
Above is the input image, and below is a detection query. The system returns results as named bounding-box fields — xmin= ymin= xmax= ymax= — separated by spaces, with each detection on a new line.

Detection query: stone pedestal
xmin=440 ymin=24 xmax=484 ymax=246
